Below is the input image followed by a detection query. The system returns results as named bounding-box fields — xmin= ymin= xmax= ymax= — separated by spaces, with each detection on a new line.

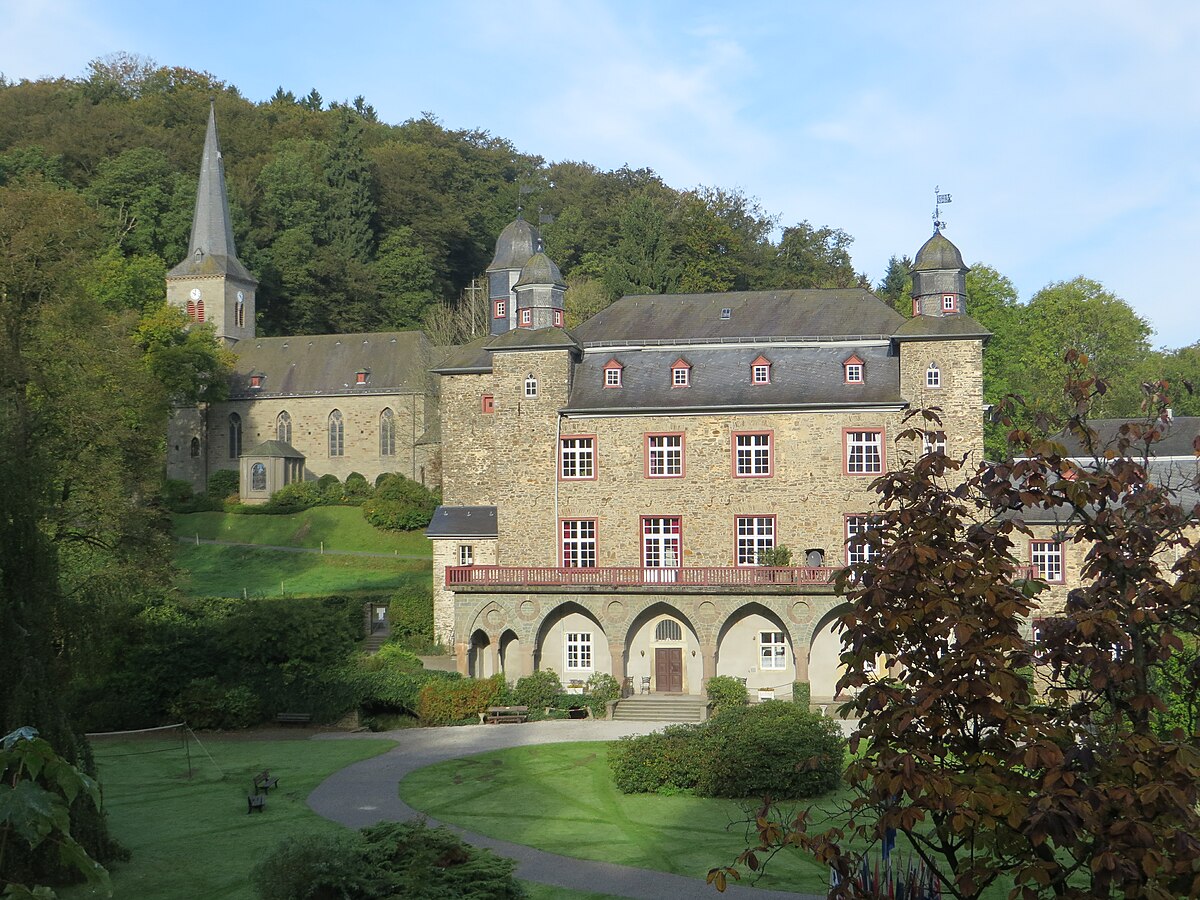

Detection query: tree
xmin=774 ymin=220 xmax=858 ymax=288
xmin=875 ymin=254 xmax=912 ymax=316
xmin=325 ymin=107 xmax=377 ymax=263
xmin=715 ymin=360 xmax=1200 ymax=898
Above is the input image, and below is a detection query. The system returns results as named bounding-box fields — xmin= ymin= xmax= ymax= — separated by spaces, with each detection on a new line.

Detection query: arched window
xmin=926 ymin=362 xmax=941 ymax=388
xmin=186 ymin=299 xmax=196 ymax=320
xmin=196 ymin=299 xmax=205 ymax=322
xmin=328 ymin=410 xmax=344 ymax=457
xmin=251 ymin=463 xmax=267 ymax=491
xmin=190 ymin=437 xmax=201 ymax=458
xmin=379 ymin=408 xmax=396 ymax=456
xmin=655 ymin=619 xmax=683 ymax=641
xmin=276 ymin=411 xmax=291 ymax=443
xmin=228 ymin=413 xmax=242 ymax=458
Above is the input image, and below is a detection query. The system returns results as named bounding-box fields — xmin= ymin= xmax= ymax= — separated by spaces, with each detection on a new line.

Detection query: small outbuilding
xmin=239 ymin=440 xmax=306 ymax=504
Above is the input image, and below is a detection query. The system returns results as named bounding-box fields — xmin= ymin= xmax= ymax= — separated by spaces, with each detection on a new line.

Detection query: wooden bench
xmin=252 ymin=770 xmax=279 ymax=795
xmin=484 ymin=705 xmax=529 ymax=724
xmin=275 ymin=712 xmax=311 ymax=726
xmin=246 ymin=793 xmax=266 ymax=814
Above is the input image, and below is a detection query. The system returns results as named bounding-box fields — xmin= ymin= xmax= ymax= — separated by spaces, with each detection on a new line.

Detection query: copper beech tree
xmin=712 ymin=356 xmax=1200 ymax=899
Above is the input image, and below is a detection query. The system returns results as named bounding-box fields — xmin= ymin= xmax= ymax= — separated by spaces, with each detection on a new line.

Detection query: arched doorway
xmin=468 ymin=629 xmax=493 ymax=679
xmin=716 ymin=603 xmax=795 ymax=693
xmin=625 ymin=603 xmax=701 ymax=694
xmin=498 ymin=630 xmax=521 ymax=677
xmin=533 ymin=603 xmax=610 ymax=682
xmin=809 ymin=607 xmax=850 ymax=700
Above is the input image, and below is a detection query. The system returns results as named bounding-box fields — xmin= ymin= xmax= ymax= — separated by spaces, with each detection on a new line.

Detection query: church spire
xmin=168 ymin=101 xmax=255 ymax=283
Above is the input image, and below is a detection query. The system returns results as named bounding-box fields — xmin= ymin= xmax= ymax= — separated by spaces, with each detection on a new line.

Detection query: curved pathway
xmin=308 ymin=720 xmax=826 ymax=899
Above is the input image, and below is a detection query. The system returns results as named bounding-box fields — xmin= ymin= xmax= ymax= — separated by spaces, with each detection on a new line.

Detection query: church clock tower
xmin=166 ymin=101 xmax=256 ymax=345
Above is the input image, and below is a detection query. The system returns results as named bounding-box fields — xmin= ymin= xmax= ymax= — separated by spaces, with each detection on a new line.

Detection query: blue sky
xmin=5 ymin=1 xmax=1200 ymax=346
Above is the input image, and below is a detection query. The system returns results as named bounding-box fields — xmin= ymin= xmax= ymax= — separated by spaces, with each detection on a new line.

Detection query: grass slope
xmin=65 ymin=736 xmax=395 ymax=900
xmin=173 ymin=507 xmax=432 ymax=555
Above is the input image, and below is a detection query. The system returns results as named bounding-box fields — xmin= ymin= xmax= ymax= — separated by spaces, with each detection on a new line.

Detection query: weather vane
xmin=517 ymin=183 xmax=534 ymax=217
xmin=933 ymin=186 xmax=952 ymax=231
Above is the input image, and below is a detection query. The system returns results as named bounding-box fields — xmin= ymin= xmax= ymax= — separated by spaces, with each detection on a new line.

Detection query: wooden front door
xmin=654 ymin=647 xmax=683 ymax=693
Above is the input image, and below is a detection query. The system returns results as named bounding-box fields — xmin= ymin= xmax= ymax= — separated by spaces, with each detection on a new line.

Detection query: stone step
xmin=612 ymin=695 xmax=707 ymax=722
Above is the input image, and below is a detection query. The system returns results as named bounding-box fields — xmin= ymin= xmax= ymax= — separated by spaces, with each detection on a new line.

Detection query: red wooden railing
xmin=444 ymin=565 xmax=838 ymax=588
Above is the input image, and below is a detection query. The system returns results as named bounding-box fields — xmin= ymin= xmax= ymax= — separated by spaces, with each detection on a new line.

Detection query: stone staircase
xmin=361 ymin=626 xmax=390 ymax=654
xmin=612 ymin=694 xmax=707 ymax=723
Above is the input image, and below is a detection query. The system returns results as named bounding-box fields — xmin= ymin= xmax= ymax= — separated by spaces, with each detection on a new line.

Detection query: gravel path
xmin=307 ymin=720 xmax=826 ymax=899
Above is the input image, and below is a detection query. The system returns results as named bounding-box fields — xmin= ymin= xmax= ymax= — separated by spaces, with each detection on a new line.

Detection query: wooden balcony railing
xmin=444 ymin=565 xmax=839 ymax=588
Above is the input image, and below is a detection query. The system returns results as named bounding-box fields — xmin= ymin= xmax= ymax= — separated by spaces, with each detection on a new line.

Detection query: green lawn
xmin=63 ymin=736 xmax=395 ymax=900
xmin=173 ymin=543 xmax=430 ymax=598
xmin=173 ymin=507 xmax=432 ymax=556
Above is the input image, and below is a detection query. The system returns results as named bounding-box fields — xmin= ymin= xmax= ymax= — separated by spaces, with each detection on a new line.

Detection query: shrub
xmin=355 ymin=668 xmax=460 ymax=717
xmin=343 ymin=471 xmax=373 ymax=504
xmin=169 ymin=677 xmax=261 ymax=730
xmin=370 ymin=643 xmax=424 ymax=672
xmin=375 ymin=471 xmax=395 ymax=487
xmin=758 ymin=544 xmax=793 ymax=566
xmin=696 ymin=702 xmax=845 ymax=799
xmin=706 ymin=675 xmax=749 ymax=714
xmin=586 ymin=672 xmax=621 ymax=702
xmin=207 ymin=468 xmax=239 ymax=498
xmin=251 ymin=832 xmax=367 ymax=900
xmin=609 ymin=725 xmax=706 ymax=794
xmin=417 ymin=673 xmax=505 ymax=725
xmin=357 ymin=820 xmax=523 ymax=899
xmin=388 ymin=588 xmax=434 ymax=649
xmin=513 ymin=669 xmax=562 ymax=710
xmin=793 ymin=681 xmax=811 ymax=709
xmin=316 ymin=473 xmax=342 ymax=503
xmin=162 ymin=478 xmax=195 ymax=510
xmin=361 ymin=474 xmax=438 ymax=531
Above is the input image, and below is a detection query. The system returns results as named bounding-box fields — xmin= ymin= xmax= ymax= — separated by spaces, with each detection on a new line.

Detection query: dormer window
xmin=553 ymin=309 xmax=563 ymax=328
xmin=844 ymin=355 xmax=864 ymax=384
xmin=249 ymin=374 xmax=263 ymax=390
xmin=720 ymin=308 xmax=732 ymax=320
xmin=671 ymin=359 xmax=691 ymax=388
xmin=519 ymin=308 xmax=532 ymax=327
xmin=942 ymin=294 xmax=958 ymax=313
xmin=751 ymin=355 xmax=771 ymax=385
xmin=926 ymin=362 xmax=941 ymax=388
xmin=494 ymin=299 xmax=506 ymax=319
xmin=604 ymin=359 xmax=623 ymax=388
xmin=355 ymin=371 xmax=368 ymax=386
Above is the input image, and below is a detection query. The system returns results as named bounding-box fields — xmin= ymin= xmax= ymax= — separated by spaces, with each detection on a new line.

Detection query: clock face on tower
xmin=237 ymin=290 xmax=245 ymax=302
xmin=189 ymin=288 xmax=201 ymax=301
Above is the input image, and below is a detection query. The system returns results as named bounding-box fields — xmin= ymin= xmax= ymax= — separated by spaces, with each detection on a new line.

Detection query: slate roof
xmin=432 ymin=335 xmax=493 ymax=374
xmin=485 ymin=326 xmax=578 ymax=352
xmin=167 ymin=103 xmax=256 ymax=284
xmin=487 ymin=216 xmax=540 ymax=272
xmin=229 ymin=331 xmax=431 ymax=398
xmin=567 ymin=344 xmax=903 ymax=413
xmin=913 ymin=230 xmax=966 ymax=271
xmin=1054 ymin=417 xmax=1200 ymax=459
xmin=571 ymin=289 xmax=906 ymax=345
xmin=425 ymin=506 xmax=499 ymax=539
xmin=244 ymin=440 xmax=304 ymax=459
xmin=894 ymin=313 xmax=991 ymax=341
xmin=514 ymin=251 xmax=566 ymax=289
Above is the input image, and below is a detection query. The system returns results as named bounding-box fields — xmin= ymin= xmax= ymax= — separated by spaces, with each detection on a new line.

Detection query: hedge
xmin=417 ymin=673 xmax=505 ymax=725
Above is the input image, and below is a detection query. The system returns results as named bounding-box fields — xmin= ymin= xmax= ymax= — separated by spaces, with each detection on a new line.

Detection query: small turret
xmin=910 ymin=229 xmax=968 ymax=317
xmin=513 ymin=249 xmax=566 ymax=330
xmin=486 ymin=213 xmax=540 ymax=335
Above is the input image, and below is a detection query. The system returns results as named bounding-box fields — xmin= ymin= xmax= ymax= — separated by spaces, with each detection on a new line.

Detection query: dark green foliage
xmin=70 ymin=595 xmax=363 ymax=730
xmin=417 ymin=673 xmax=505 ymax=726
xmin=316 ymin=472 xmax=343 ymax=503
xmin=388 ymin=587 xmax=434 ymax=649
xmin=251 ymin=832 xmax=370 ymax=900
xmin=343 ymin=471 xmax=372 ymax=504
xmin=585 ymin=672 xmax=621 ymax=702
xmin=705 ymin=675 xmax=748 ymax=713
xmin=256 ymin=480 xmax=324 ymax=514
xmin=609 ymin=704 xmax=844 ymax=799
xmin=757 ymin=545 xmax=793 ymax=567
xmin=354 ymin=667 xmax=460 ymax=719
xmin=207 ymin=468 xmax=239 ymax=499
xmin=161 ymin=478 xmax=223 ymax=513
xmin=361 ymin=474 xmax=437 ymax=531
xmin=513 ymin=670 xmax=563 ymax=710
xmin=357 ymin=820 xmax=523 ymax=899
xmin=792 ymin=681 xmax=811 ymax=709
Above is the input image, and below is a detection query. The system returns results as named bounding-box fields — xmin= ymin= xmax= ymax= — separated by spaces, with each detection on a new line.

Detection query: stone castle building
xmin=165 ymin=105 xmax=441 ymax=498
xmin=427 ymin=216 xmax=996 ymax=701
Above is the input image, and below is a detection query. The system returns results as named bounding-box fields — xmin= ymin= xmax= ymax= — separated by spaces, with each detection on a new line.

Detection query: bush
xmin=586 ymin=672 xmax=621 ymax=702
xmin=793 ymin=681 xmax=811 ymax=709
xmin=696 ymin=702 xmax=845 ymax=799
xmin=251 ymin=832 xmax=367 ymax=900
xmin=361 ymin=474 xmax=438 ymax=531
xmin=758 ymin=544 xmax=793 ymax=566
xmin=358 ymin=821 xmax=523 ymax=899
xmin=369 ymin=643 xmax=424 ymax=672
xmin=375 ymin=471 xmax=395 ymax=487
xmin=259 ymin=480 xmax=324 ymax=514
xmin=316 ymin=473 xmax=342 ymax=503
xmin=513 ymin=669 xmax=562 ymax=710
xmin=706 ymin=675 xmax=748 ymax=714
xmin=163 ymin=478 xmax=195 ymax=510
xmin=355 ymin=668 xmax=460 ymax=718
xmin=343 ymin=471 xmax=373 ymax=505
xmin=388 ymin=588 xmax=434 ymax=649
xmin=208 ymin=468 xmax=239 ymax=498
xmin=609 ymin=725 xmax=706 ymax=794
xmin=417 ymin=673 xmax=505 ymax=725
xmin=169 ymin=677 xmax=261 ymax=730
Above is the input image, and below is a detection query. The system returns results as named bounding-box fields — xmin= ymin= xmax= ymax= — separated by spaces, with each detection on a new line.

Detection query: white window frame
xmin=553 ymin=309 xmax=563 ymax=328
xmin=736 ymin=516 xmax=775 ymax=566
xmin=647 ymin=434 xmax=683 ymax=478
xmin=926 ymin=363 xmax=941 ymax=388
xmin=845 ymin=430 xmax=883 ymax=474
xmin=752 ymin=364 xmax=770 ymax=384
xmin=560 ymin=437 xmax=595 ymax=480
xmin=524 ymin=376 xmax=538 ymax=399
xmin=494 ymin=299 xmax=506 ymax=319
xmin=846 ymin=515 xmax=879 ymax=565
xmin=922 ymin=430 xmax=947 ymax=455
xmin=561 ymin=519 xmax=597 ymax=568
xmin=642 ymin=517 xmax=681 ymax=569
xmin=943 ymin=294 xmax=957 ymax=312
xmin=520 ymin=308 xmax=532 ymax=326
xmin=734 ymin=432 xmax=771 ymax=477
xmin=1031 ymin=541 xmax=1064 ymax=583
xmin=458 ymin=544 xmax=474 ymax=566
xmin=672 ymin=366 xmax=690 ymax=387
xmin=760 ymin=631 xmax=787 ymax=670
xmin=845 ymin=362 xmax=863 ymax=383
xmin=605 ymin=367 xmax=622 ymax=387
xmin=565 ymin=632 xmax=593 ymax=671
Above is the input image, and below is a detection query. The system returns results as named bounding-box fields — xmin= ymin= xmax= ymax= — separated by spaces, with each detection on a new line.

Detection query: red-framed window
xmin=604 ymin=359 xmax=623 ymax=387
xmin=671 ymin=358 xmax=691 ymax=387
xmin=249 ymin=375 xmax=263 ymax=390
xmin=642 ymin=516 xmax=681 ymax=569
xmin=646 ymin=433 xmax=684 ymax=478
xmin=736 ymin=515 xmax=776 ymax=566
xmin=733 ymin=432 xmax=772 ymax=477
xmin=559 ymin=435 xmax=596 ymax=480
xmin=844 ymin=429 xmax=884 ymax=474
xmin=519 ymin=308 xmax=532 ymax=327
xmin=942 ymin=293 xmax=958 ymax=313
xmin=843 ymin=354 xmax=864 ymax=384
xmin=355 ymin=371 xmax=368 ymax=385
xmin=1031 ymin=541 xmax=1064 ymax=582
xmin=561 ymin=519 xmax=597 ymax=568
xmin=493 ymin=299 xmax=506 ymax=319
xmin=553 ymin=308 xmax=563 ymax=328
xmin=751 ymin=354 xmax=771 ymax=385
xmin=481 ymin=394 xmax=494 ymax=414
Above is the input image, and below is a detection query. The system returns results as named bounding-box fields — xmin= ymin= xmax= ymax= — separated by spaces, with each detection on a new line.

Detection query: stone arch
xmin=498 ymin=629 xmax=521 ymax=678
xmin=624 ymin=601 xmax=703 ymax=694
xmin=533 ymin=601 xmax=610 ymax=680
xmin=809 ymin=604 xmax=852 ymax=700
xmin=715 ymin=602 xmax=797 ymax=692
xmin=467 ymin=628 xmax=493 ymax=679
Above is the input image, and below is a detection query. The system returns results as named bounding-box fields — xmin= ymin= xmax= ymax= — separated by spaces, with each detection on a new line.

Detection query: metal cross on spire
xmin=933 ymin=186 xmax=952 ymax=231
